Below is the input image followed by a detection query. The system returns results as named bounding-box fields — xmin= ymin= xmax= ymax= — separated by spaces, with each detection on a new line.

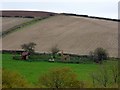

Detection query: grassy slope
xmin=2 ymin=53 xmax=99 ymax=84
xmin=2 ymin=54 xmax=115 ymax=83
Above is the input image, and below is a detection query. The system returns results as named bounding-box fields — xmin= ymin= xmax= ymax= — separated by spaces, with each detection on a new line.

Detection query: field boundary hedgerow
xmin=1 ymin=50 xmax=118 ymax=64
xmin=1 ymin=16 xmax=53 ymax=37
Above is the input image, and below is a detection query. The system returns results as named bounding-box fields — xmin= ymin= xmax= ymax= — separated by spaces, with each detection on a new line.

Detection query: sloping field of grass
xmin=2 ymin=15 xmax=118 ymax=57
xmin=2 ymin=53 xmax=99 ymax=84
xmin=2 ymin=53 xmax=117 ymax=87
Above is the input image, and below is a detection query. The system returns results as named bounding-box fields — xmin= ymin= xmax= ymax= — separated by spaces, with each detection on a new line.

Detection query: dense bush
xmin=89 ymin=47 xmax=108 ymax=63
xmin=2 ymin=69 xmax=29 ymax=88
xmin=90 ymin=62 xmax=118 ymax=88
xmin=38 ymin=67 xmax=84 ymax=88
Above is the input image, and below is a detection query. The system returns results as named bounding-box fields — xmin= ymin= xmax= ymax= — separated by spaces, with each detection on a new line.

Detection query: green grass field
xmin=2 ymin=53 xmax=117 ymax=86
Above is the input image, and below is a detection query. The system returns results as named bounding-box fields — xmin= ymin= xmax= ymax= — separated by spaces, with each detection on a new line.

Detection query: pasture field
xmin=2 ymin=53 xmax=117 ymax=86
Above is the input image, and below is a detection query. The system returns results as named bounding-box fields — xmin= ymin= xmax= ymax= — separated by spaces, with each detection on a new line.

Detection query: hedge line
xmin=1 ymin=16 xmax=51 ymax=37
xmin=60 ymin=13 xmax=119 ymax=22
xmin=2 ymin=50 xmax=88 ymax=58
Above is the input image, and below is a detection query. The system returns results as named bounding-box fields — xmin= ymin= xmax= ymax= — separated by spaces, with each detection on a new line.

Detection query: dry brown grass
xmin=2 ymin=15 xmax=118 ymax=57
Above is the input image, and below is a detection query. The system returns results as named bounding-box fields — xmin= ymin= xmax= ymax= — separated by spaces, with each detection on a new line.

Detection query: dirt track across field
xmin=2 ymin=15 xmax=118 ymax=57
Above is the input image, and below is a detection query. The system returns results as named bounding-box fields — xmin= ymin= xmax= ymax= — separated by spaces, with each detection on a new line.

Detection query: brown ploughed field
xmin=2 ymin=17 xmax=33 ymax=32
xmin=2 ymin=15 xmax=118 ymax=57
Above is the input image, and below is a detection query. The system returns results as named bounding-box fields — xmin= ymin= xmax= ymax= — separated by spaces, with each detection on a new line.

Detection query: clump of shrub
xmin=38 ymin=67 xmax=84 ymax=88
xmin=2 ymin=69 xmax=29 ymax=88
xmin=89 ymin=47 xmax=108 ymax=63
xmin=90 ymin=62 xmax=118 ymax=88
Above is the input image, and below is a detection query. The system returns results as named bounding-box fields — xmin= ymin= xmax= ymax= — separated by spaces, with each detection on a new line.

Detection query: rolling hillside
xmin=2 ymin=14 xmax=118 ymax=57
xmin=1 ymin=10 xmax=56 ymax=18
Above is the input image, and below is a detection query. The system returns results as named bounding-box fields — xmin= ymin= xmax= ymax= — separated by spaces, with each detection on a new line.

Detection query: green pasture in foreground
xmin=2 ymin=53 xmax=117 ymax=85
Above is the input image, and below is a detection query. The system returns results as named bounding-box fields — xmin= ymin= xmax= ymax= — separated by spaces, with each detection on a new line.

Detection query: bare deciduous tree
xmin=90 ymin=65 xmax=109 ymax=87
xmin=50 ymin=44 xmax=59 ymax=59
xmin=21 ymin=42 xmax=36 ymax=54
